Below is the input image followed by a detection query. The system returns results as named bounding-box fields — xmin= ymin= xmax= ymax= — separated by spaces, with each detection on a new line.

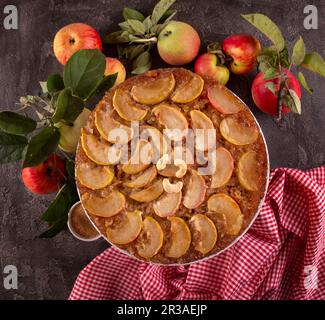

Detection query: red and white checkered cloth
xmin=69 ymin=166 xmax=325 ymax=300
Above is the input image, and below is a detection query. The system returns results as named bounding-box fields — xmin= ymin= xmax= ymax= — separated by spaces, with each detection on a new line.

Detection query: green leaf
xmin=301 ymin=52 xmax=325 ymax=77
xmin=0 ymin=131 xmax=28 ymax=163
xmin=42 ymin=183 xmax=78 ymax=222
xmin=129 ymin=45 xmax=146 ymax=60
xmin=151 ymin=0 xmax=176 ymax=25
xmin=63 ymin=49 xmax=106 ymax=100
xmin=131 ymin=51 xmax=152 ymax=74
xmin=286 ymin=89 xmax=302 ymax=114
xmin=66 ymin=159 xmax=75 ymax=178
xmin=143 ymin=16 xmax=152 ymax=32
xmin=39 ymin=217 xmax=68 ymax=238
xmin=119 ymin=21 xmax=133 ymax=32
xmin=241 ymin=13 xmax=285 ymax=51
xmin=23 ymin=126 xmax=60 ymax=167
xmin=279 ymin=47 xmax=290 ymax=68
xmin=127 ymin=19 xmax=146 ymax=35
xmin=123 ymin=7 xmax=145 ymax=22
xmin=87 ymin=74 xmax=118 ymax=99
xmin=0 ymin=111 xmax=36 ymax=135
xmin=52 ymin=89 xmax=84 ymax=123
xmin=291 ymin=37 xmax=306 ymax=66
xmin=263 ymin=67 xmax=279 ymax=80
xmin=39 ymin=81 xmax=48 ymax=94
xmin=264 ymin=82 xmax=277 ymax=95
xmin=103 ymin=31 xmax=130 ymax=44
xmin=47 ymin=74 xmax=65 ymax=95
xmin=159 ymin=8 xmax=177 ymax=23
xmin=298 ymin=72 xmax=313 ymax=94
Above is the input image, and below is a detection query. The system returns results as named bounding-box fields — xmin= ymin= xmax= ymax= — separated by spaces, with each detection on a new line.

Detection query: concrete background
xmin=0 ymin=0 xmax=324 ymax=299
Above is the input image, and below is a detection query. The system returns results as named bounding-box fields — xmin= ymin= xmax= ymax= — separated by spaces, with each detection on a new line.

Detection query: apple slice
xmin=140 ymin=125 xmax=168 ymax=158
xmin=81 ymin=129 xmax=121 ymax=165
xmin=211 ymin=147 xmax=234 ymax=188
xmin=237 ymin=151 xmax=259 ymax=191
xmin=153 ymin=191 xmax=182 ymax=217
xmin=113 ymin=88 xmax=148 ymax=121
xmin=183 ymin=170 xmax=207 ymax=209
xmin=124 ymin=166 xmax=157 ymax=188
xmin=106 ymin=210 xmax=142 ymax=245
xmin=136 ymin=216 xmax=164 ymax=258
xmin=207 ymin=193 xmax=243 ymax=235
xmin=121 ymin=139 xmax=153 ymax=175
xmin=94 ymin=108 xmax=133 ymax=144
xmin=189 ymin=214 xmax=217 ymax=254
xmin=171 ymin=74 xmax=204 ymax=103
xmin=190 ymin=110 xmax=215 ymax=151
xmin=76 ymin=163 xmax=114 ymax=190
xmin=153 ymin=104 xmax=188 ymax=136
xmin=219 ymin=117 xmax=259 ymax=145
xmin=129 ymin=179 xmax=164 ymax=202
xmin=157 ymin=164 xmax=179 ymax=177
xmin=131 ymin=72 xmax=176 ymax=104
xmin=82 ymin=190 xmax=125 ymax=218
xmin=207 ymin=84 xmax=243 ymax=114
xmin=166 ymin=217 xmax=191 ymax=258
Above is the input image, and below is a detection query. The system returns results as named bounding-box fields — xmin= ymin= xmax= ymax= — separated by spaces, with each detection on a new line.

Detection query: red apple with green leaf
xmin=252 ymin=69 xmax=301 ymax=115
xmin=22 ymin=154 xmax=66 ymax=195
xmin=194 ymin=53 xmax=230 ymax=85
xmin=222 ymin=34 xmax=261 ymax=74
xmin=53 ymin=23 xmax=102 ymax=65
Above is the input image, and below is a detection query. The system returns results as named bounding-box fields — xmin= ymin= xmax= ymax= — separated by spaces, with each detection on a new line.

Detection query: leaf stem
xmin=131 ymin=36 xmax=158 ymax=44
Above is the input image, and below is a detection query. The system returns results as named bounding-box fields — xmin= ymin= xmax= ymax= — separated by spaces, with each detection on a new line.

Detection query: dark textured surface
xmin=0 ymin=0 xmax=324 ymax=300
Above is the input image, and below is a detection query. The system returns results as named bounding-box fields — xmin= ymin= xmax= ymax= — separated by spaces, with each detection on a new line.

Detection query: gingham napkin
xmin=69 ymin=166 xmax=325 ymax=300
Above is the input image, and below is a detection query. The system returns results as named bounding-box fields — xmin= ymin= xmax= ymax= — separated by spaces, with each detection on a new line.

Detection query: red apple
xmin=22 ymin=154 xmax=66 ymax=195
xmin=53 ymin=23 xmax=102 ymax=65
xmin=194 ymin=53 xmax=230 ymax=85
xmin=105 ymin=57 xmax=126 ymax=86
xmin=222 ymin=34 xmax=261 ymax=74
xmin=251 ymin=70 xmax=301 ymax=115
xmin=157 ymin=21 xmax=201 ymax=66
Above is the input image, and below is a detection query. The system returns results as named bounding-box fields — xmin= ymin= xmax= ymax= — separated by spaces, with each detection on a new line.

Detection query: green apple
xmin=157 ymin=21 xmax=201 ymax=66
xmin=56 ymin=108 xmax=91 ymax=153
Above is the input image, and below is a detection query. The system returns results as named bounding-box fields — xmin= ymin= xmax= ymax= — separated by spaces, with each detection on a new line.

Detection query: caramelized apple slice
xmin=81 ymin=129 xmax=121 ymax=165
xmin=237 ymin=151 xmax=259 ymax=191
xmin=131 ymin=73 xmax=176 ymax=104
xmin=153 ymin=191 xmax=182 ymax=217
xmin=121 ymin=139 xmax=153 ymax=175
xmin=95 ymin=108 xmax=133 ymax=144
xmin=183 ymin=170 xmax=207 ymax=209
xmin=113 ymin=88 xmax=148 ymax=121
xmin=82 ymin=190 xmax=125 ymax=218
xmin=211 ymin=147 xmax=234 ymax=188
xmin=207 ymin=84 xmax=243 ymax=114
xmin=219 ymin=117 xmax=259 ymax=145
xmin=76 ymin=163 xmax=114 ymax=190
xmin=124 ymin=166 xmax=157 ymax=188
xmin=190 ymin=110 xmax=215 ymax=151
xmin=140 ymin=125 xmax=168 ymax=158
xmin=106 ymin=210 xmax=142 ymax=245
xmin=166 ymin=217 xmax=191 ymax=258
xmin=207 ymin=193 xmax=243 ymax=235
xmin=171 ymin=74 xmax=204 ymax=103
xmin=158 ymin=164 xmax=179 ymax=177
xmin=153 ymin=104 xmax=188 ymax=135
xmin=129 ymin=180 xmax=164 ymax=202
xmin=189 ymin=214 xmax=217 ymax=254
xmin=136 ymin=217 xmax=164 ymax=258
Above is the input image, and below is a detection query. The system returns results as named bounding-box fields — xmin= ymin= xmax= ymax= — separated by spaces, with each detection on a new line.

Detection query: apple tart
xmin=75 ymin=68 xmax=268 ymax=264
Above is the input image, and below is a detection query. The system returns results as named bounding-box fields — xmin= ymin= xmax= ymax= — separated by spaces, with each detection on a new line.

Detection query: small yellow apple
xmin=56 ymin=108 xmax=91 ymax=153
xmin=105 ymin=57 xmax=126 ymax=86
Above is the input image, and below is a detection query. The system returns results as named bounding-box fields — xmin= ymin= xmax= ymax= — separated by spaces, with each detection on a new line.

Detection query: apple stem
xmin=131 ymin=36 xmax=158 ymax=44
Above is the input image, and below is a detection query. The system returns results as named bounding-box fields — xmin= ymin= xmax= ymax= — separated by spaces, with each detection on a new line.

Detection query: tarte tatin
xmin=75 ymin=68 xmax=268 ymax=264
